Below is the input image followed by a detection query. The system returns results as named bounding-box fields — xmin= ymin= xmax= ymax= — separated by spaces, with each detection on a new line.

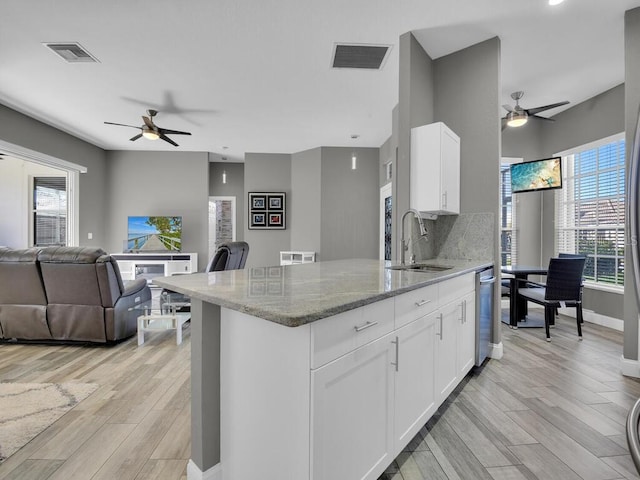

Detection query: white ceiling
xmin=1 ymin=0 xmax=639 ymax=162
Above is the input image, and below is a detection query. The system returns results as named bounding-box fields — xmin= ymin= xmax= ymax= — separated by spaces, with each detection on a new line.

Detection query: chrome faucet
xmin=401 ymin=209 xmax=428 ymax=265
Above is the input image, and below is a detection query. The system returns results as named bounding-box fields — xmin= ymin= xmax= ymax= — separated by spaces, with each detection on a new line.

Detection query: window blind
xmin=33 ymin=176 xmax=67 ymax=246
xmin=555 ymin=135 xmax=625 ymax=287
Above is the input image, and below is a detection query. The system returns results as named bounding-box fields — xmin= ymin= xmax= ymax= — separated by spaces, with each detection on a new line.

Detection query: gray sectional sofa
xmin=0 ymin=246 xmax=151 ymax=343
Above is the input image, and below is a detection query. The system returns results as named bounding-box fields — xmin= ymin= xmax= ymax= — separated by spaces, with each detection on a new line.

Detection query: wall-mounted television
xmin=126 ymin=216 xmax=182 ymax=252
xmin=510 ymin=157 xmax=562 ymax=194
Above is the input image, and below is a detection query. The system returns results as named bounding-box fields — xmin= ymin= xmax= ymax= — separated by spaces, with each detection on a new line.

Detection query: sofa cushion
xmin=0 ymin=305 xmax=51 ymax=340
xmin=38 ymin=246 xmax=107 ymax=263
xmin=0 ymin=247 xmax=47 ymax=305
xmin=47 ymin=304 xmax=106 ymax=342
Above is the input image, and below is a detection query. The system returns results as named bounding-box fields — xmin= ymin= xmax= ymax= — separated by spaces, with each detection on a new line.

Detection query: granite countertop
xmin=153 ymin=258 xmax=492 ymax=327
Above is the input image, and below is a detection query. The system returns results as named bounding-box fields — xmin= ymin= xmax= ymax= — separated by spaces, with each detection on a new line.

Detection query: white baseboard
xmin=621 ymin=355 xmax=640 ymax=379
xmin=558 ymin=307 xmax=623 ymax=332
xmin=488 ymin=341 xmax=503 ymax=360
xmin=187 ymin=460 xmax=222 ymax=480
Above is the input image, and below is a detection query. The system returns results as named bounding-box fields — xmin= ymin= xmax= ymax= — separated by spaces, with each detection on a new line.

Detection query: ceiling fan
xmin=502 ymin=91 xmax=569 ymax=129
xmin=104 ymin=109 xmax=191 ymax=146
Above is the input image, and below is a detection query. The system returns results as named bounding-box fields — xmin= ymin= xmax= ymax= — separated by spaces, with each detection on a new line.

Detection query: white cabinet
xmin=393 ymin=312 xmax=437 ymax=452
xmin=434 ymin=274 xmax=476 ymax=403
xmin=311 ymin=332 xmax=395 ymax=480
xmin=434 ymin=300 xmax=460 ymax=401
xmin=410 ymin=122 xmax=460 ymax=215
xmin=458 ymin=291 xmax=476 ymax=377
xmin=219 ymin=270 xmax=479 ymax=480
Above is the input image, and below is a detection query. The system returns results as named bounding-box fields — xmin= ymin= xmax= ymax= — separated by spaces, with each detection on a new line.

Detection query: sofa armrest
xmin=122 ymin=278 xmax=149 ymax=297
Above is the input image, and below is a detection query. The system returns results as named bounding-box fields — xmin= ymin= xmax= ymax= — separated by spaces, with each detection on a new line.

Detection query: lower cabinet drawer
xmin=395 ymin=284 xmax=438 ymax=329
xmin=438 ymin=272 xmax=474 ymax=306
xmin=311 ymin=298 xmax=394 ymax=369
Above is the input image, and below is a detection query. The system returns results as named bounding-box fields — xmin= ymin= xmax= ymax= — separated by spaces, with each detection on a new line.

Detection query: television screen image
xmin=127 ymin=216 xmax=182 ymax=252
xmin=510 ymin=157 xmax=562 ymax=194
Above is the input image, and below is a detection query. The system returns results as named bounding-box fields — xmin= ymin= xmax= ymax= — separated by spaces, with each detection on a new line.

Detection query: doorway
xmin=208 ymin=196 xmax=236 ymax=260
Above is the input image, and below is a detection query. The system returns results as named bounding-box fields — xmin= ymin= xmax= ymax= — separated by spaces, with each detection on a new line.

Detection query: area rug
xmin=0 ymin=382 xmax=98 ymax=463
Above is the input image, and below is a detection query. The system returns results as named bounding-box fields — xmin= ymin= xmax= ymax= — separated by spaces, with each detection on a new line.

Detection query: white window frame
xmin=500 ymin=157 xmax=520 ymax=266
xmin=1 ymin=139 xmax=84 ymax=247
xmin=554 ymin=132 xmax=625 ymax=291
xmin=31 ymin=175 xmax=68 ymax=247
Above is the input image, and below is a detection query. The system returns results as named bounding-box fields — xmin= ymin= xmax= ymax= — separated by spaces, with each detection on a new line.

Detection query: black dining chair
xmin=557 ymin=253 xmax=586 ymax=321
xmin=517 ymin=256 xmax=586 ymax=342
xmin=205 ymin=241 xmax=250 ymax=272
xmin=161 ymin=241 xmax=249 ymax=312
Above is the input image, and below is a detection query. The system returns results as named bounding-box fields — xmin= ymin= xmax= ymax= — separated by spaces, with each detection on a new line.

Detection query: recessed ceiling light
xmin=549 ymin=0 xmax=564 ymax=5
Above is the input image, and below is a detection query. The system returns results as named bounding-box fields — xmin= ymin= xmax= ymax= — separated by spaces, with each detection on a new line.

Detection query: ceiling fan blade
xmin=525 ymin=101 xmax=570 ymax=116
xmin=158 ymin=128 xmax=192 ymax=136
xmin=104 ymin=121 xmax=141 ymax=129
xmin=159 ymin=134 xmax=179 ymax=147
xmin=502 ymin=104 xmax=514 ymax=113
xmin=130 ymin=133 xmax=143 ymax=141
xmin=142 ymin=116 xmax=155 ymax=129
xmin=530 ymin=114 xmax=556 ymax=122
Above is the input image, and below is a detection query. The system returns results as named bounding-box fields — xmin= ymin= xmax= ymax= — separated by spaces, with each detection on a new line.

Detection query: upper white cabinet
xmin=410 ymin=122 xmax=460 ymax=215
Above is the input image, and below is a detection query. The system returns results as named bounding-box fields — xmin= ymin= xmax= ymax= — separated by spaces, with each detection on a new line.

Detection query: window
xmin=33 ymin=177 xmax=67 ymax=246
xmin=555 ymin=133 xmax=625 ymax=287
xmin=500 ymin=161 xmax=517 ymax=266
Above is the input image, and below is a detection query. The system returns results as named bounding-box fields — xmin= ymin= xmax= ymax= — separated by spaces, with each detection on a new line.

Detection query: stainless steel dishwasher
xmin=475 ymin=267 xmax=495 ymax=366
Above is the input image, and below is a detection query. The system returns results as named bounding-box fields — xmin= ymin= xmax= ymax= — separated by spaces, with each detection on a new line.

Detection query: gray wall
xmin=291 ymin=148 xmax=322 ymax=255
xmin=432 ymin=37 xmax=502 ymax=343
xmin=396 ymin=32 xmax=436 ymax=258
xmin=244 ymin=152 xmax=292 ymax=267
xmin=320 ymin=147 xmax=380 ymax=261
xmin=434 ymin=37 xmax=501 ymax=217
xmin=105 ymin=151 xmax=210 ymax=270
xmin=543 ymin=84 xmax=626 ymax=321
xmin=624 ymin=8 xmax=640 ymax=360
xmin=503 ymin=84 xmax=626 ymax=321
xmin=0 ymin=104 xmax=107 ymax=248
xmin=209 ymin=161 xmax=245 ymax=242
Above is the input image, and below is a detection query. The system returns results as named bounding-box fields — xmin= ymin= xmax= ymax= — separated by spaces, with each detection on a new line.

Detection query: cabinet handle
xmin=459 ymin=301 xmax=465 ymax=323
xmin=463 ymin=299 xmax=467 ymax=323
xmin=391 ymin=336 xmax=399 ymax=372
xmin=437 ymin=313 xmax=443 ymax=340
xmin=415 ymin=299 xmax=431 ymax=307
xmin=354 ymin=320 xmax=378 ymax=332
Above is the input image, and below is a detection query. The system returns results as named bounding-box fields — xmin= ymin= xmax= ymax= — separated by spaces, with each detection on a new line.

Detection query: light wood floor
xmin=0 ymin=312 xmax=638 ymax=480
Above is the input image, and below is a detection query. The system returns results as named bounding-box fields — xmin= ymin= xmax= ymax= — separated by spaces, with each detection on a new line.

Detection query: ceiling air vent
xmin=43 ymin=42 xmax=99 ymax=63
xmin=332 ymin=43 xmax=392 ymax=70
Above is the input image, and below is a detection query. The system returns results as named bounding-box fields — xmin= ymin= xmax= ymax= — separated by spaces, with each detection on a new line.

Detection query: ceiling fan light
xmin=142 ymin=129 xmax=159 ymax=140
xmin=506 ymin=110 xmax=528 ymax=127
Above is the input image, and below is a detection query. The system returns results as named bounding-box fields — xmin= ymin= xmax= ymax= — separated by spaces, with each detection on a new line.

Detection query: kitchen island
xmin=154 ymin=258 xmax=492 ymax=480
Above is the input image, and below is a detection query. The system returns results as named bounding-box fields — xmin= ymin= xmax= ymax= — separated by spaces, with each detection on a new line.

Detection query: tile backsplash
xmin=433 ymin=212 xmax=495 ymax=261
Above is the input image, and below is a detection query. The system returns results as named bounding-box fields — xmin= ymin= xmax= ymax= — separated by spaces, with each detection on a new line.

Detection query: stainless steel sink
xmin=386 ymin=264 xmax=453 ymax=272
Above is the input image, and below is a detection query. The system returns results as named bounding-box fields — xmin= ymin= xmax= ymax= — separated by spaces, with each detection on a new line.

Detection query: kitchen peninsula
xmin=154 ymin=258 xmax=492 ymax=480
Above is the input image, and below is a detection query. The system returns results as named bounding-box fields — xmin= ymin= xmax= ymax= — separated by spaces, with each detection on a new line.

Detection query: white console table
xmin=111 ymin=252 xmax=198 ymax=284
xmin=280 ymin=251 xmax=315 ymax=266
